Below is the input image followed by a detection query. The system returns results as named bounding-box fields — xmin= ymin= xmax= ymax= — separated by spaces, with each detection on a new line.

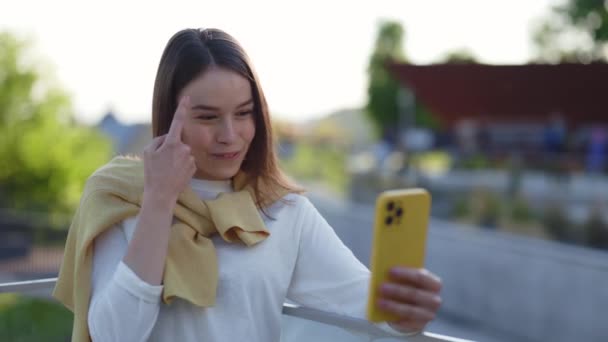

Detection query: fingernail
xmin=390 ymin=267 xmax=405 ymax=276
xmin=377 ymin=299 xmax=389 ymax=308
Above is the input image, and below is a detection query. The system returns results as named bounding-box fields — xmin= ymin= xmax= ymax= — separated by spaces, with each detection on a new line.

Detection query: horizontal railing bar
xmin=0 ymin=277 xmax=57 ymax=293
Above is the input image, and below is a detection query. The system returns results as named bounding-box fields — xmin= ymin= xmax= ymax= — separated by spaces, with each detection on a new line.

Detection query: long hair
xmin=152 ymin=28 xmax=303 ymax=211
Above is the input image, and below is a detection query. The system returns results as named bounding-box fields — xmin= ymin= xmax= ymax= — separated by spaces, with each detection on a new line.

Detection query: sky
xmin=1 ymin=0 xmax=559 ymax=125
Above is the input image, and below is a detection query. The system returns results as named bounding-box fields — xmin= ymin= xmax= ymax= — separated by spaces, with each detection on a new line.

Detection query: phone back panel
xmin=366 ymin=188 xmax=431 ymax=322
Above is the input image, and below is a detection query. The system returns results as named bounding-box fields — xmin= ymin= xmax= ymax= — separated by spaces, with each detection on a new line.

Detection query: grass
xmin=0 ymin=294 xmax=72 ymax=342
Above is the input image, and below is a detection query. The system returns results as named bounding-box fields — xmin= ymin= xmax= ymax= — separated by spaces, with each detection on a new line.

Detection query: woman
xmin=53 ymin=28 xmax=442 ymax=342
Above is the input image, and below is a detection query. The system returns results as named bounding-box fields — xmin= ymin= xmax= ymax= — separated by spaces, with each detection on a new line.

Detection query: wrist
xmin=142 ymin=190 xmax=178 ymax=210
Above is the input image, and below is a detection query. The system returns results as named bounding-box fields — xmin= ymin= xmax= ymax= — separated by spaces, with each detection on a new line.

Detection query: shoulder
xmin=276 ymin=193 xmax=328 ymax=227
xmin=263 ymin=193 xmax=316 ymax=222
xmin=277 ymin=193 xmax=315 ymax=213
xmin=81 ymin=156 xmax=144 ymax=197
xmin=87 ymin=156 xmax=142 ymax=184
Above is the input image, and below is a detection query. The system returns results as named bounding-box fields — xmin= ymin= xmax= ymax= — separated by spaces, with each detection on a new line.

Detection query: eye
xmin=196 ymin=114 xmax=218 ymax=121
xmin=237 ymin=110 xmax=253 ymax=117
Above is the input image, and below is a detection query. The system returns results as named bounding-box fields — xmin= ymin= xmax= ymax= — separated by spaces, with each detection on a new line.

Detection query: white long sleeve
xmin=286 ymin=197 xmax=370 ymax=315
xmin=88 ymin=217 xmax=163 ymax=342
xmin=287 ymin=197 xmax=414 ymax=337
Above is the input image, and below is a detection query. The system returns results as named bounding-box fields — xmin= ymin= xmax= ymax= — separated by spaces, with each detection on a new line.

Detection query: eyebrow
xmin=191 ymin=98 xmax=254 ymax=111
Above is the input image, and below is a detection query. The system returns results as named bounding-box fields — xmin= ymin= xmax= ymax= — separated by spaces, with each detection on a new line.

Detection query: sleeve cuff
xmin=113 ymin=261 xmax=163 ymax=303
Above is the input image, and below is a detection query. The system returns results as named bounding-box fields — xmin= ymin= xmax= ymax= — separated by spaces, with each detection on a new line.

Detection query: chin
xmin=196 ymin=158 xmax=243 ymax=180
xmin=213 ymin=167 xmax=241 ymax=180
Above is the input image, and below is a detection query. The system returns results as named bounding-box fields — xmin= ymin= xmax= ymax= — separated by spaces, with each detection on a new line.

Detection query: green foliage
xmin=450 ymin=189 xmax=608 ymax=248
xmin=583 ymin=210 xmax=608 ymax=249
xmin=366 ymin=21 xmax=406 ymax=138
xmin=459 ymin=154 xmax=490 ymax=170
xmin=414 ymin=104 xmax=440 ymax=130
xmin=0 ymin=295 xmax=72 ymax=342
xmin=281 ymin=142 xmax=348 ymax=195
xmin=509 ymin=197 xmax=536 ymax=223
xmin=562 ymin=0 xmax=608 ymax=43
xmin=365 ymin=21 xmax=441 ymax=138
xmin=440 ymin=48 xmax=478 ymax=64
xmin=533 ymin=0 xmax=608 ymax=62
xmin=477 ymin=192 xmax=502 ymax=229
xmin=452 ymin=197 xmax=471 ymax=219
xmin=0 ymin=32 xmax=111 ymax=225
xmin=451 ymin=188 xmax=503 ymax=229
xmin=454 ymin=192 xmax=534 ymax=223
xmin=542 ymin=203 xmax=574 ymax=242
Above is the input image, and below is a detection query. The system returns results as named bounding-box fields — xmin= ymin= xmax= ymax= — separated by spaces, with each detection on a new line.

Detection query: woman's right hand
xmin=143 ymin=95 xmax=197 ymax=204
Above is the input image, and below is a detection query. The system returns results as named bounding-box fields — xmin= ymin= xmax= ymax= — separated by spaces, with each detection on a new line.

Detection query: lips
xmin=212 ymin=151 xmax=240 ymax=159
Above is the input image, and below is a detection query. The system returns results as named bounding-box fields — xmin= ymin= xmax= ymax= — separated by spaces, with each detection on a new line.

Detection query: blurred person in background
xmin=587 ymin=126 xmax=607 ymax=175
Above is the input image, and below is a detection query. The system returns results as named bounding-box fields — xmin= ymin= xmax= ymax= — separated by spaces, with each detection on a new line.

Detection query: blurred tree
xmin=0 ymin=32 xmax=111 ymax=226
xmin=366 ymin=21 xmax=439 ymax=143
xmin=366 ymin=21 xmax=406 ymax=141
xmin=440 ymin=48 xmax=478 ymax=64
xmin=532 ymin=0 xmax=608 ymax=63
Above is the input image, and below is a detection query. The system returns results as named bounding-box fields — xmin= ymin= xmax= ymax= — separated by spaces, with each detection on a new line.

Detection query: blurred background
xmin=0 ymin=0 xmax=607 ymax=341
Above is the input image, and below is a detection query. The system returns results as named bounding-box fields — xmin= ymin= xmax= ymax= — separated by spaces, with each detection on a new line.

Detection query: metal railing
xmin=0 ymin=278 xmax=474 ymax=342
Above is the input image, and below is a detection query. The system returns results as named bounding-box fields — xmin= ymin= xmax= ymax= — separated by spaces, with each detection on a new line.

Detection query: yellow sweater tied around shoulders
xmin=53 ymin=156 xmax=291 ymax=342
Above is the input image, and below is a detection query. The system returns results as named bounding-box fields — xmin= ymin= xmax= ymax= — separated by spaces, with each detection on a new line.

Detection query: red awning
xmin=388 ymin=63 xmax=608 ymax=127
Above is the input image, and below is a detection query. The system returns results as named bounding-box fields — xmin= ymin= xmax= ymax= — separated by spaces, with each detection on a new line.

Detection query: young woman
xmin=53 ymin=28 xmax=442 ymax=342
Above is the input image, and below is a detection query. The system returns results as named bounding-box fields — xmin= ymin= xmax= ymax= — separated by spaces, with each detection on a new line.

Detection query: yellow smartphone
xmin=366 ymin=188 xmax=431 ymax=322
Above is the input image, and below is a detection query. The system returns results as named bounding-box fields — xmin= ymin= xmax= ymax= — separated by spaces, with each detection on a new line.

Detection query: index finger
xmin=167 ymin=95 xmax=190 ymax=142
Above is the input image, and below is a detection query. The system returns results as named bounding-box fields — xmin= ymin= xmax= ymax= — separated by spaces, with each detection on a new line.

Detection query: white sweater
xmin=88 ymin=178 xmax=406 ymax=341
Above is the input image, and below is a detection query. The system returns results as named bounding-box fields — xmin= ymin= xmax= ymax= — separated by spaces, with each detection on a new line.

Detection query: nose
xmin=216 ymin=117 xmax=236 ymax=144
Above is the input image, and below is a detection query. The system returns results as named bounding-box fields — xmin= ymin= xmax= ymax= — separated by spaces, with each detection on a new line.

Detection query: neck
xmin=189 ymin=177 xmax=233 ymax=194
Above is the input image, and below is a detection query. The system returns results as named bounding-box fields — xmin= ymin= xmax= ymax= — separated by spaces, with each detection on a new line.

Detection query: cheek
xmin=182 ymin=126 xmax=213 ymax=150
xmin=243 ymin=119 xmax=256 ymax=144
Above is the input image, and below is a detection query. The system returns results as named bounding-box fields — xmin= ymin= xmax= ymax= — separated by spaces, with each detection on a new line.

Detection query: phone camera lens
xmin=396 ymin=208 xmax=403 ymax=217
xmin=385 ymin=216 xmax=393 ymax=225
xmin=387 ymin=201 xmax=394 ymax=211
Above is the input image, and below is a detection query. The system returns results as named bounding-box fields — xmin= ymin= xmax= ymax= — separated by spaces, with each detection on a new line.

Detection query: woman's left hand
xmin=378 ymin=267 xmax=442 ymax=333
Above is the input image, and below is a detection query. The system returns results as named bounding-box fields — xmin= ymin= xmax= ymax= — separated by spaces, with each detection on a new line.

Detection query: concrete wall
xmin=425 ymin=220 xmax=607 ymax=342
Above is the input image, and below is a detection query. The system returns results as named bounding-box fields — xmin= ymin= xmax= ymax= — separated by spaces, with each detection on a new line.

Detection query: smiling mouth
xmin=212 ymin=151 xmax=240 ymax=160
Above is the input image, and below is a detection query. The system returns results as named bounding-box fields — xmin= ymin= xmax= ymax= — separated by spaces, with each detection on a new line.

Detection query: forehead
xmin=181 ymin=67 xmax=252 ymax=107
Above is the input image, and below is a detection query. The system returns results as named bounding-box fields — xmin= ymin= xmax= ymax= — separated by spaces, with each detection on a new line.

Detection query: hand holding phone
xmin=366 ymin=188 xmax=441 ymax=326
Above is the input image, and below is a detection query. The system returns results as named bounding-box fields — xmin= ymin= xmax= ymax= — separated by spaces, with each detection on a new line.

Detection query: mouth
xmin=211 ymin=151 xmax=241 ymax=160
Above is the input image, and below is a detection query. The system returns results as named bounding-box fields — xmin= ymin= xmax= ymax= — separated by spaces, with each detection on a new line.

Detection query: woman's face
xmin=177 ymin=67 xmax=256 ymax=181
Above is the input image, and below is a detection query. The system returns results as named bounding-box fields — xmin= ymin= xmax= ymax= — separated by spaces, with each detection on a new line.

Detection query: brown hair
xmin=152 ymin=28 xmax=304 ymax=212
